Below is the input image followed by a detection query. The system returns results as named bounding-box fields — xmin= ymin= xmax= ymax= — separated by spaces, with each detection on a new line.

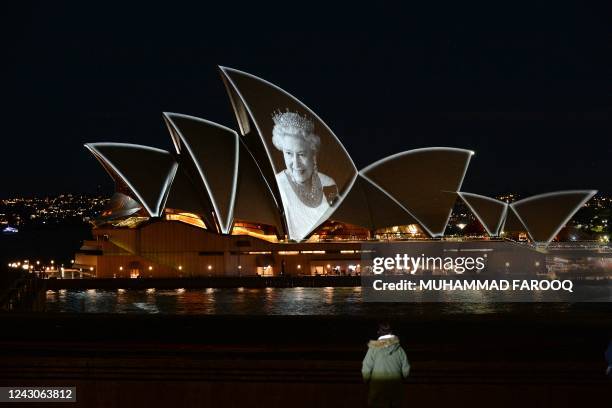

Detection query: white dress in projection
xmin=276 ymin=171 xmax=333 ymax=241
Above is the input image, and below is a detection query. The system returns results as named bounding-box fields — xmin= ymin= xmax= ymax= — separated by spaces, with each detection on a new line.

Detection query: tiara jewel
xmin=272 ymin=110 xmax=314 ymax=133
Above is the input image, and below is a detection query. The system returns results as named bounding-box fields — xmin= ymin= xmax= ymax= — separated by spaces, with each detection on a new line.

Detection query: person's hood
xmin=368 ymin=335 xmax=400 ymax=352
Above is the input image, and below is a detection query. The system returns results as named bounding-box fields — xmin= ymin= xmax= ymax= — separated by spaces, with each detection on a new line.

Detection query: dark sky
xmin=1 ymin=1 xmax=610 ymax=198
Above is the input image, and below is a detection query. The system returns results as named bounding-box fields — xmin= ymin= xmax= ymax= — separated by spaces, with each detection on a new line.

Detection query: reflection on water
xmin=41 ymin=287 xmax=596 ymax=316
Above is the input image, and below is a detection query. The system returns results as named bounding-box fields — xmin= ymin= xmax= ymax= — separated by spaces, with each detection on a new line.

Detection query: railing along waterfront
xmin=0 ymin=271 xmax=45 ymax=311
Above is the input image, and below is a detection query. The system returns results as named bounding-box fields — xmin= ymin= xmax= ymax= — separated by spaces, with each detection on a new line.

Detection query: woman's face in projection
xmin=281 ymin=134 xmax=315 ymax=184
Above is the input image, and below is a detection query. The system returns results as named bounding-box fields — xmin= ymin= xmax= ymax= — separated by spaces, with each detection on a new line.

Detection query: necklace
xmin=285 ymin=170 xmax=323 ymax=208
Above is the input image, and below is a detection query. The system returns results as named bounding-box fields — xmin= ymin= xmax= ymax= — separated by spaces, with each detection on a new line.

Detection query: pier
xmin=44 ymin=275 xmax=361 ymax=290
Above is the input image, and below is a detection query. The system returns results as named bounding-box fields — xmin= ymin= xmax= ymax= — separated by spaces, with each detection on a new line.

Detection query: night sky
xmin=1 ymin=1 xmax=610 ymax=198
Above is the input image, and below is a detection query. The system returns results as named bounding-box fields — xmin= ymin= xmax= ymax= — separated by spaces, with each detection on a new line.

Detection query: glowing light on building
xmin=166 ymin=212 xmax=206 ymax=229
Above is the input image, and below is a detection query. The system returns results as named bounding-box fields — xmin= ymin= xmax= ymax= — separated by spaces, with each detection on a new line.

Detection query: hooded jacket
xmin=362 ymin=335 xmax=410 ymax=383
xmin=362 ymin=335 xmax=410 ymax=407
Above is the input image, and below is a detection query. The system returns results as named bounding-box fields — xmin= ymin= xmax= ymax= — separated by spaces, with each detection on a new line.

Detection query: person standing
xmin=362 ymin=322 xmax=410 ymax=407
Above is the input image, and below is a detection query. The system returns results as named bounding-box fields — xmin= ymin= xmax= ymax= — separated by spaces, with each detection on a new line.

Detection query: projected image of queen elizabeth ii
xmin=272 ymin=110 xmax=338 ymax=241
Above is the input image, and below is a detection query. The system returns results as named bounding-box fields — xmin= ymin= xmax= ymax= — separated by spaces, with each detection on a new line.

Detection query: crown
xmin=272 ymin=110 xmax=314 ymax=134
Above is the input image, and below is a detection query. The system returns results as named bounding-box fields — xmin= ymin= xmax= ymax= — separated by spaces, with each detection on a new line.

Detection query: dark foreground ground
xmin=0 ymin=307 xmax=610 ymax=407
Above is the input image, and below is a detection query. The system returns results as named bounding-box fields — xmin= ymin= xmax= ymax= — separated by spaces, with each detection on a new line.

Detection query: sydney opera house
xmin=74 ymin=67 xmax=596 ymax=278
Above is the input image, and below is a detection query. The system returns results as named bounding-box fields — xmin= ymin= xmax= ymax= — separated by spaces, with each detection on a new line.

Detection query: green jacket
xmin=362 ymin=335 xmax=410 ymax=407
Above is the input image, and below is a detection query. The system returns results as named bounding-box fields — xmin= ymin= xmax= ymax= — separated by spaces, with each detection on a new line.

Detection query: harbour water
xmin=42 ymin=287 xmax=610 ymax=315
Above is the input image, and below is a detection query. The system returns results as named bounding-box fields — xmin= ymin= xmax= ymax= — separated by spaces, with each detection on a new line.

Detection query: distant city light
xmin=1 ymin=190 xmax=609 ymax=279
